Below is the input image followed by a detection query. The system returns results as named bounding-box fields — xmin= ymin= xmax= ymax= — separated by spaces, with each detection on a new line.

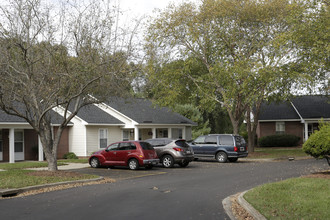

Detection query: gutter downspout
xmin=290 ymin=102 xmax=308 ymax=142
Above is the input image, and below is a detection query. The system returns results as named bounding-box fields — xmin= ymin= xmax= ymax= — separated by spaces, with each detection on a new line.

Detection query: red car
xmin=89 ymin=141 xmax=159 ymax=170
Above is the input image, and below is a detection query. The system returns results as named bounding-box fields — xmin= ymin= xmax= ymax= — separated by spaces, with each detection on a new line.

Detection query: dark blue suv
xmin=189 ymin=134 xmax=248 ymax=162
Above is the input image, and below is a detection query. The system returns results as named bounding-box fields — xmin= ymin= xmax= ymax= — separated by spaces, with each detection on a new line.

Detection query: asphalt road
xmin=1 ymin=158 xmax=328 ymax=220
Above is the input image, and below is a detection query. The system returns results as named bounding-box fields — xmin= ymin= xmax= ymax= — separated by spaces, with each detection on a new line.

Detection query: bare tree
xmin=0 ymin=0 xmax=140 ymax=171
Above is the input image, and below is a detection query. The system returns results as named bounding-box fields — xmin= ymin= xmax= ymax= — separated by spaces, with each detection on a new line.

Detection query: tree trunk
xmin=246 ymin=107 xmax=255 ymax=152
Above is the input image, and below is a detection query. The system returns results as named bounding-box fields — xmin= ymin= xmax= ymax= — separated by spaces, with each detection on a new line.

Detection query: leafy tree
xmin=303 ymin=122 xmax=330 ymax=166
xmin=173 ymin=104 xmax=211 ymax=139
xmin=145 ymin=0 xmax=311 ymax=152
xmin=0 ymin=0 xmax=139 ymax=171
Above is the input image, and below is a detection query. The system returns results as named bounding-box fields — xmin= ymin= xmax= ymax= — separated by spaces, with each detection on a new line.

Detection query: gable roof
xmin=72 ymin=104 xmax=124 ymax=125
xmin=259 ymin=95 xmax=330 ymax=121
xmin=105 ymin=97 xmax=197 ymax=125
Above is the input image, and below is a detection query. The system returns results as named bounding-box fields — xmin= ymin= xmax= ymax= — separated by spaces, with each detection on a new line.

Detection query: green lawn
xmin=244 ymin=177 xmax=330 ymax=219
xmin=0 ymin=169 xmax=97 ymax=189
xmin=0 ymin=160 xmax=95 ymax=189
xmin=248 ymin=147 xmax=309 ymax=159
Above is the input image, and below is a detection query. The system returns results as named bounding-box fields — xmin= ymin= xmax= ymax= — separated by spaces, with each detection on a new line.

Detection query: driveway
xmin=0 ymin=159 xmax=327 ymax=220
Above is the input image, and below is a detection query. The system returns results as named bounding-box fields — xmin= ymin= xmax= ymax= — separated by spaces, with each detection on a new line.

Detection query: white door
xmin=0 ymin=136 xmax=2 ymax=161
xmin=14 ymin=130 xmax=24 ymax=161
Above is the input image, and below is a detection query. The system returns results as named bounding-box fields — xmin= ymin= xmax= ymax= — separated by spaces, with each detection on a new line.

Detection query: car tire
xmin=162 ymin=155 xmax=174 ymax=168
xmin=128 ymin=158 xmax=140 ymax=170
xmin=216 ymin=152 xmax=228 ymax=163
xmin=178 ymin=161 xmax=189 ymax=167
xmin=145 ymin=165 xmax=153 ymax=170
xmin=90 ymin=157 xmax=100 ymax=168
xmin=228 ymin=158 xmax=238 ymax=162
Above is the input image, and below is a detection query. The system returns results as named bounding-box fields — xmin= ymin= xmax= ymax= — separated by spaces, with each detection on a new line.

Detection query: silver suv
xmin=144 ymin=138 xmax=194 ymax=168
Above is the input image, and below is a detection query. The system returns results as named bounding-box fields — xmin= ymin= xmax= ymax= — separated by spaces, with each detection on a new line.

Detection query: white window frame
xmin=276 ymin=122 xmax=285 ymax=134
xmin=99 ymin=128 xmax=108 ymax=148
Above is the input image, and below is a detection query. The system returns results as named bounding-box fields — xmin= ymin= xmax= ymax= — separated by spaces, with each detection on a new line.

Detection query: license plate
xmin=186 ymin=150 xmax=191 ymax=154
xmin=240 ymin=147 xmax=245 ymax=151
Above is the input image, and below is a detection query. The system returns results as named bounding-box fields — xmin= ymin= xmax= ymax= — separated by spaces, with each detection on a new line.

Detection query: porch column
xmin=168 ymin=128 xmax=172 ymax=139
xmin=38 ymin=136 xmax=44 ymax=161
xmin=182 ymin=127 xmax=186 ymax=139
xmin=9 ymin=128 xmax=15 ymax=163
xmin=152 ymin=128 xmax=156 ymax=139
xmin=304 ymin=122 xmax=309 ymax=142
xmin=134 ymin=126 xmax=139 ymax=141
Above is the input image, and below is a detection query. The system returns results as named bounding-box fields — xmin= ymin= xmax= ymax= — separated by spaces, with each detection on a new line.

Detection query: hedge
xmin=258 ymin=134 xmax=300 ymax=147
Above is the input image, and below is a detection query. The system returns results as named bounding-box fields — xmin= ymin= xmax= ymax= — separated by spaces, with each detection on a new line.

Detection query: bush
xmin=63 ymin=152 xmax=78 ymax=159
xmin=303 ymin=122 xmax=330 ymax=165
xmin=258 ymin=134 xmax=300 ymax=147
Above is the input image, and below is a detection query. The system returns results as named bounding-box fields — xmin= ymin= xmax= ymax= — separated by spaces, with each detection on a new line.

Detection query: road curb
xmin=223 ymin=190 xmax=266 ymax=220
xmin=0 ymin=176 xmax=104 ymax=197
xmin=237 ymin=190 xmax=266 ymax=220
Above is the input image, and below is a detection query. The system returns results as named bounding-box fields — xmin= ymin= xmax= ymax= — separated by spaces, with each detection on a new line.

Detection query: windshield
xmin=139 ymin=142 xmax=154 ymax=150
xmin=175 ymin=140 xmax=189 ymax=148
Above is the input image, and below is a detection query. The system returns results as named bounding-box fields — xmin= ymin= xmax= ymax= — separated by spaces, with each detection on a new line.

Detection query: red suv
xmin=89 ymin=141 xmax=159 ymax=170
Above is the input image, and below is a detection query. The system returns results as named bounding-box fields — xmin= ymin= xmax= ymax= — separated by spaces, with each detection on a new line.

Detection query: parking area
xmin=73 ymin=159 xmax=254 ymax=181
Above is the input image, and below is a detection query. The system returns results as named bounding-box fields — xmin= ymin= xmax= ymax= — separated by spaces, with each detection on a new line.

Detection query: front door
xmin=0 ymin=130 xmax=2 ymax=161
xmin=14 ymin=130 xmax=24 ymax=161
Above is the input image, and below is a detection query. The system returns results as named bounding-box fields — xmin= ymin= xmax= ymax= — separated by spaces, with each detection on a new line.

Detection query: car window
xmin=118 ymin=142 xmax=131 ymax=150
xmin=204 ymin=136 xmax=217 ymax=144
xmin=130 ymin=142 xmax=137 ymax=150
xmin=175 ymin=140 xmax=189 ymax=148
xmin=139 ymin=142 xmax=154 ymax=150
xmin=235 ymin=136 xmax=246 ymax=146
xmin=194 ymin=136 xmax=206 ymax=144
xmin=219 ymin=136 xmax=234 ymax=145
xmin=106 ymin=143 xmax=119 ymax=151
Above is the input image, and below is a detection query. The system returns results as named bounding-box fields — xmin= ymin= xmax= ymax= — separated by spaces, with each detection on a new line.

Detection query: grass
xmin=0 ymin=169 xmax=97 ymax=189
xmin=248 ymin=147 xmax=309 ymax=159
xmin=244 ymin=177 xmax=330 ymax=219
xmin=0 ymin=160 xmax=95 ymax=189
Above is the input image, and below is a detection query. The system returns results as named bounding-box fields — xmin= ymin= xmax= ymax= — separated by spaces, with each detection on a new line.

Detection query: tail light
xmin=234 ymin=146 xmax=238 ymax=152
xmin=173 ymin=147 xmax=183 ymax=152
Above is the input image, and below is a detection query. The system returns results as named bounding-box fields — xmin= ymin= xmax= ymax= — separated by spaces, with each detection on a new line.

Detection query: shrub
xmin=258 ymin=134 xmax=300 ymax=147
xmin=63 ymin=152 xmax=78 ymax=159
xmin=303 ymin=122 xmax=330 ymax=166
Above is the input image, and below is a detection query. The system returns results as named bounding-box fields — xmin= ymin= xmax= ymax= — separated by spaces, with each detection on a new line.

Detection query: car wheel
xmin=162 ymin=155 xmax=174 ymax=168
xmin=90 ymin=157 xmax=100 ymax=168
xmin=145 ymin=165 xmax=153 ymax=170
xmin=128 ymin=158 xmax=139 ymax=170
xmin=216 ymin=152 xmax=228 ymax=163
xmin=178 ymin=161 xmax=189 ymax=167
xmin=228 ymin=158 xmax=238 ymax=162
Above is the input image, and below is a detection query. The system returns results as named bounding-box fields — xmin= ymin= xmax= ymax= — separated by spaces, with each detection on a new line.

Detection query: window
xmin=99 ymin=129 xmax=108 ymax=148
xmin=106 ymin=143 xmax=118 ymax=151
xmin=219 ymin=136 xmax=234 ymax=145
xmin=14 ymin=130 xmax=24 ymax=152
xmin=205 ymin=136 xmax=217 ymax=144
xmin=123 ymin=130 xmax=130 ymax=141
xmin=140 ymin=142 xmax=154 ymax=150
xmin=276 ymin=122 xmax=285 ymax=134
xmin=118 ymin=142 xmax=131 ymax=150
xmin=172 ymin=128 xmax=183 ymax=139
xmin=194 ymin=136 xmax=206 ymax=144
xmin=156 ymin=129 xmax=168 ymax=138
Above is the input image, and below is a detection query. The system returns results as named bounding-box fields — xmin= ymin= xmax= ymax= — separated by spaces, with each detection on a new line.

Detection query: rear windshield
xmin=235 ymin=136 xmax=246 ymax=146
xmin=139 ymin=142 xmax=154 ymax=150
xmin=175 ymin=140 xmax=189 ymax=148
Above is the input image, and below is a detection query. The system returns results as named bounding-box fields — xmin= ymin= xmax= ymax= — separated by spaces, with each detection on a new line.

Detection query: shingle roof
xmin=73 ymin=104 xmax=124 ymax=124
xmin=105 ymin=97 xmax=197 ymax=125
xmin=259 ymin=95 xmax=330 ymax=121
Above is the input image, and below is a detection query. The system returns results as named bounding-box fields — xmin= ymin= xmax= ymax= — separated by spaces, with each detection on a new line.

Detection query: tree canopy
xmin=0 ymin=0 xmax=139 ymax=170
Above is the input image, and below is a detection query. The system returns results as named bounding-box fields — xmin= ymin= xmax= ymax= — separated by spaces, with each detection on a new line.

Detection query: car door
xmin=202 ymin=136 xmax=218 ymax=156
xmin=103 ymin=143 xmax=119 ymax=165
xmin=191 ymin=136 xmax=205 ymax=155
xmin=114 ymin=142 xmax=132 ymax=165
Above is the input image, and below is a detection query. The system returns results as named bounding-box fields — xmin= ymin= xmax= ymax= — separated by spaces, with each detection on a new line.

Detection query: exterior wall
xmin=140 ymin=128 xmax=152 ymax=140
xmin=24 ymin=129 xmax=39 ymax=160
xmin=257 ymin=121 xmax=304 ymax=145
xmin=185 ymin=126 xmax=192 ymax=141
xmin=86 ymin=126 xmax=122 ymax=156
xmin=53 ymin=127 xmax=70 ymax=159
xmin=68 ymin=117 xmax=87 ymax=157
